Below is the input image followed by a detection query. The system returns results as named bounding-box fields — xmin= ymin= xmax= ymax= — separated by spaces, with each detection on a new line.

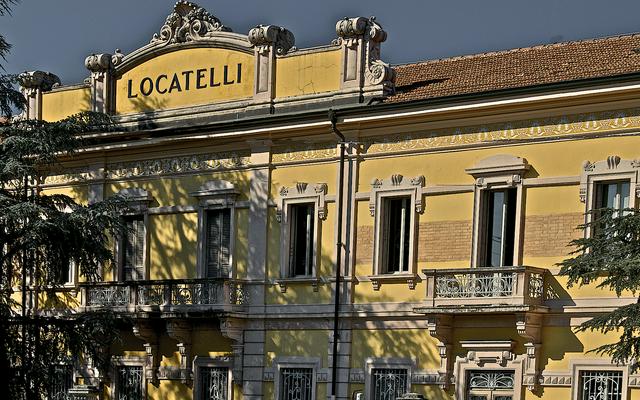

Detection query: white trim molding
xmin=569 ymin=358 xmax=630 ymax=400
xmin=191 ymin=180 xmax=240 ymax=279
xmin=275 ymin=182 xmax=327 ymax=292
xmin=368 ymin=174 xmax=425 ymax=290
xmin=465 ymin=155 xmax=529 ymax=268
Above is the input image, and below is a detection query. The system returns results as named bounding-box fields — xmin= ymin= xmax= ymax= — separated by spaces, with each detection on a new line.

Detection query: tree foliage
xmin=0 ymin=1 xmax=127 ymax=397
xmin=559 ymin=208 xmax=640 ymax=370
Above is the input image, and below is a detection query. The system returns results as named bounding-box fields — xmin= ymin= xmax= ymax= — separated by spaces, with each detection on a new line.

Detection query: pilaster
xmin=248 ymin=25 xmax=295 ymax=103
xmin=17 ymin=70 xmax=61 ymax=120
xmin=85 ymin=53 xmax=116 ymax=114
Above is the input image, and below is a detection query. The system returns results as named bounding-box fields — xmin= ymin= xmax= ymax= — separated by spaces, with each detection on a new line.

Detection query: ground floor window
xmin=579 ymin=370 xmax=623 ymax=400
xmin=117 ymin=365 xmax=143 ymax=400
xmin=280 ymin=367 xmax=313 ymax=400
xmin=466 ymin=370 xmax=515 ymax=400
xmin=49 ymin=364 xmax=73 ymax=400
xmin=372 ymin=368 xmax=408 ymax=400
xmin=198 ymin=366 xmax=229 ymax=400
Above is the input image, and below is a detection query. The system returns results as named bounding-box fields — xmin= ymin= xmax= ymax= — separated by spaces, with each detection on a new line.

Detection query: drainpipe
xmin=329 ymin=109 xmax=345 ymax=400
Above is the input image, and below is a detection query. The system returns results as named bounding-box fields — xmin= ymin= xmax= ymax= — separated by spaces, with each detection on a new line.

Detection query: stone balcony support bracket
xmin=426 ymin=314 xmax=453 ymax=388
xmin=220 ymin=317 xmax=246 ymax=382
xmin=132 ymin=321 xmax=160 ymax=386
xmin=516 ymin=312 xmax=544 ymax=391
xmin=166 ymin=320 xmax=193 ymax=385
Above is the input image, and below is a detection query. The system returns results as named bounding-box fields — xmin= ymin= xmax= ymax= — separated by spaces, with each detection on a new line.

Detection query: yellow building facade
xmin=20 ymin=2 xmax=640 ymax=399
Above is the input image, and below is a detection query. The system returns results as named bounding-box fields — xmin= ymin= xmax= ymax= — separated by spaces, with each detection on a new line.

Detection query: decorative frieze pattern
xmin=366 ymin=108 xmax=640 ymax=154
xmin=107 ymin=152 xmax=250 ymax=180
xmin=272 ymin=144 xmax=337 ymax=163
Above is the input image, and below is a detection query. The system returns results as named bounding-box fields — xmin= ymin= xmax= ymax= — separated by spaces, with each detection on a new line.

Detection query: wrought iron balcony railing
xmin=79 ymin=278 xmax=247 ymax=312
xmin=420 ymin=266 xmax=546 ymax=310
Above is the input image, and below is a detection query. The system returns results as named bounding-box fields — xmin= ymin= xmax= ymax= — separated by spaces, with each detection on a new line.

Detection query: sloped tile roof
xmin=388 ymin=33 xmax=640 ymax=103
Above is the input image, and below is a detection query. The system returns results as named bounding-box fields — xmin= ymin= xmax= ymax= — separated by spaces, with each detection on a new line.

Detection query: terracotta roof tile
xmin=387 ymin=33 xmax=640 ymax=103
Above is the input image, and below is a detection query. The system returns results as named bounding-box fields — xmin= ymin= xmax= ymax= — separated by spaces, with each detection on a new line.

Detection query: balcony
xmin=416 ymin=266 xmax=547 ymax=314
xmin=79 ymin=278 xmax=247 ymax=314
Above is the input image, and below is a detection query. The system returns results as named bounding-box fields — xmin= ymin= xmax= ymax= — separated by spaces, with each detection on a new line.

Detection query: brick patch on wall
xmin=522 ymin=213 xmax=584 ymax=258
xmin=417 ymin=220 xmax=472 ymax=263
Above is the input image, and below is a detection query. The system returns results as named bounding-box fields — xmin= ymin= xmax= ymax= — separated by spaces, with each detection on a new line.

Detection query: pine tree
xmin=559 ymin=207 xmax=640 ymax=371
xmin=0 ymin=1 xmax=126 ymax=398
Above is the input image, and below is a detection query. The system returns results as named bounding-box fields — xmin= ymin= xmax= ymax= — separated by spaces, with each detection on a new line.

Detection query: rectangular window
xmin=122 ymin=216 xmax=145 ymax=281
xmin=205 ymin=209 xmax=231 ymax=278
xmin=288 ymin=203 xmax=315 ymax=277
xmin=480 ymin=189 xmax=516 ymax=267
xmin=372 ymin=368 xmax=408 ymax=400
xmin=579 ymin=370 xmax=623 ymax=400
xmin=48 ymin=364 xmax=73 ymax=400
xmin=280 ymin=368 xmax=313 ymax=400
xmin=596 ymin=181 xmax=630 ymax=211
xmin=466 ymin=370 xmax=515 ymax=400
xmin=381 ymin=197 xmax=411 ymax=273
xmin=117 ymin=366 xmax=143 ymax=400
xmin=199 ymin=367 xmax=229 ymax=400
xmin=52 ymin=261 xmax=73 ymax=285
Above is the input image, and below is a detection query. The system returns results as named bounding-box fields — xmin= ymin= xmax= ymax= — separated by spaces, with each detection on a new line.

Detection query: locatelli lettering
xmin=127 ymin=63 xmax=242 ymax=98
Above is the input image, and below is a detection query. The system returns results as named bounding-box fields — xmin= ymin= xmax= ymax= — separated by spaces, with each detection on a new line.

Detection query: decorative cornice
xmin=248 ymin=25 xmax=295 ymax=55
xmin=150 ymin=1 xmax=231 ymax=45
xmin=272 ymin=144 xmax=337 ymax=164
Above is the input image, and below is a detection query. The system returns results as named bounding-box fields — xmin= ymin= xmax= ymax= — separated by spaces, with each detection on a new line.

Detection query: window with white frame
xmin=578 ymin=370 xmax=623 ymax=400
xmin=277 ymin=183 xmax=327 ymax=280
xmin=466 ymin=155 xmax=529 ymax=268
xmin=192 ymin=180 xmax=239 ymax=279
xmin=380 ymin=196 xmax=411 ymax=273
xmin=288 ymin=202 xmax=315 ymax=277
xmin=371 ymin=368 xmax=408 ymax=400
xmin=478 ymin=188 xmax=517 ymax=267
xmin=369 ymin=175 xmax=424 ymax=277
xmin=280 ymin=368 xmax=314 ymax=400
xmin=116 ymin=365 xmax=144 ymax=400
xmin=204 ymin=209 xmax=232 ymax=278
xmin=579 ymin=156 xmax=640 ymax=238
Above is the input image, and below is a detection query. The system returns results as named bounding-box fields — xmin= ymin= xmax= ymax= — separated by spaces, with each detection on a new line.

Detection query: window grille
xmin=199 ymin=367 xmax=229 ymax=400
xmin=579 ymin=370 xmax=623 ymax=400
xmin=280 ymin=367 xmax=313 ymax=400
xmin=381 ymin=197 xmax=411 ymax=273
xmin=206 ymin=209 xmax=231 ymax=278
xmin=117 ymin=366 xmax=143 ymax=400
xmin=288 ymin=203 xmax=315 ymax=277
xmin=467 ymin=370 xmax=514 ymax=400
xmin=123 ymin=216 xmax=145 ymax=281
xmin=372 ymin=368 xmax=408 ymax=400
xmin=49 ymin=364 xmax=73 ymax=400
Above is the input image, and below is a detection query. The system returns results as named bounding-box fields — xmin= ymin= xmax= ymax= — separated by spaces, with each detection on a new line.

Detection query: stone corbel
xmin=276 ymin=182 xmax=328 ymax=223
xmin=17 ymin=70 xmax=61 ymax=120
xmin=221 ymin=317 xmax=246 ymax=383
xmin=84 ymin=53 xmax=115 ymax=114
xmin=166 ymin=320 xmax=193 ymax=385
xmin=516 ymin=313 xmax=543 ymax=391
xmin=335 ymin=16 xmax=395 ymax=94
xmin=132 ymin=322 xmax=159 ymax=386
xmin=426 ymin=315 xmax=453 ymax=388
xmin=248 ymin=24 xmax=295 ymax=102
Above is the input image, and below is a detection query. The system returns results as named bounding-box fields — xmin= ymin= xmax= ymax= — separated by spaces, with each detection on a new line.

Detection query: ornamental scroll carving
xmin=579 ymin=155 xmax=640 ymax=203
xmin=248 ymin=25 xmax=295 ymax=55
xmin=276 ymin=182 xmax=328 ymax=223
xmin=150 ymin=1 xmax=231 ymax=45
xmin=369 ymin=174 xmax=425 ymax=217
xmin=335 ymin=16 xmax=395 ymax=87
xmin=18 ymin=71 xmax=61 ymax=94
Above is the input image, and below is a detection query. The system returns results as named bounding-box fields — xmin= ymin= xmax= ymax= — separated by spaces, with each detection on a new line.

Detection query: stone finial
xmin=85 ymin=53 xmax=113 ymax=73
xmin=17 ymin=70 xmax=61 ymax=92
xmin=248 ymin=25 xmax=295 ymax=55
xmin=150 ymin=1 xmax=231 ymax=45
xmin=336 ymin=16 xmax=387 ymax=43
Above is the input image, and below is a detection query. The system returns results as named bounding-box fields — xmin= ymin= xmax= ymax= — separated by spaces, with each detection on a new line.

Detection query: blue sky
xmin=3 ymin=0 xmax=640 ymax=85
